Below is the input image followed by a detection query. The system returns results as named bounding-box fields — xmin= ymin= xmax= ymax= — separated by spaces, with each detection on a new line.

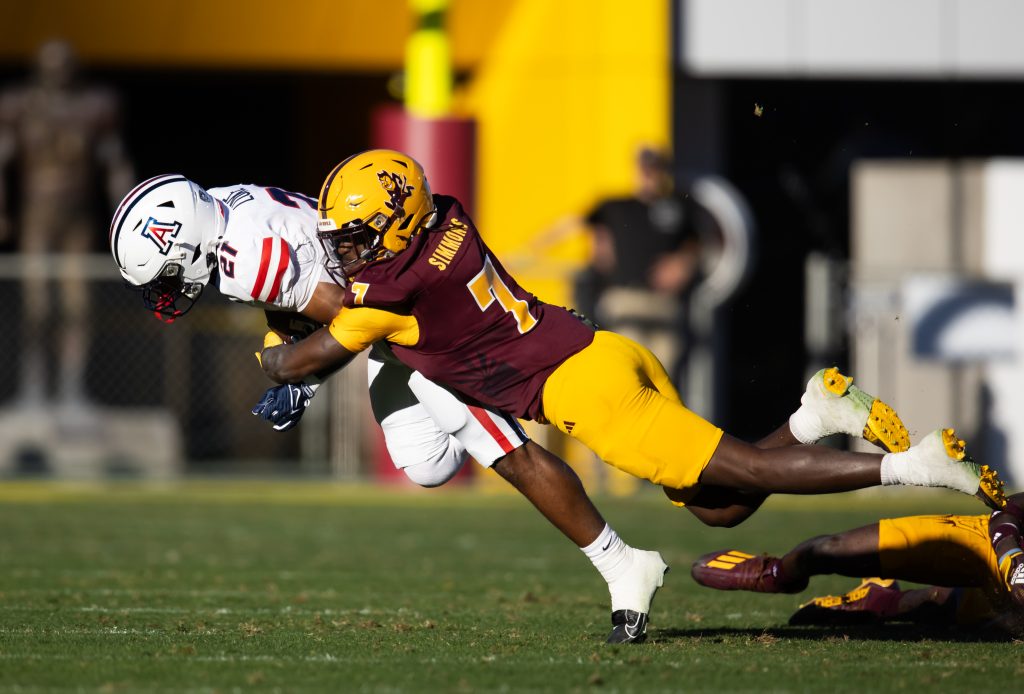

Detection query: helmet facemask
xmin=133 ymin=253 xmax=211 ymax=323
xmin=317 ymin=209 xmax=407 ymax=286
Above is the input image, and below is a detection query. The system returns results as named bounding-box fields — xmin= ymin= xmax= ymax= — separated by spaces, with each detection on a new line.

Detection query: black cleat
xmin=606 ymin=609 xmax=649 ymax=644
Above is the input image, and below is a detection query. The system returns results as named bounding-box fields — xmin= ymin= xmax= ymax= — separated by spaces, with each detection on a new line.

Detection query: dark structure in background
xmin=107 ymin=69 xmax=392 ymax=197
xmin=676 ymin=77 xmax=1024 ymax=441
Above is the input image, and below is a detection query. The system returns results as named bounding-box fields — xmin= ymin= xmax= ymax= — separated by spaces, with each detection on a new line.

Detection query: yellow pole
xmin=405 ymin=0 xmax=452 ymax=118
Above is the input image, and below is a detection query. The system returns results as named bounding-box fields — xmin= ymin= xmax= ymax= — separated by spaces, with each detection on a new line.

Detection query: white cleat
xmin=791 ymin=367 xmax=910 ymax=452
xmin=606 ymin=550 xmax=669 ymax=644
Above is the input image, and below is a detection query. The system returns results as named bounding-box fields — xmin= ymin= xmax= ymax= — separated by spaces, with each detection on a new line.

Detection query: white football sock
xmin=880 ymin=452 xmax=903 ymax=486
xmin=880 ymin=449 xmax=945 ymax=487
xmin=789 ymin=388 xmax=870 ymax=444
xmin=788 ymin=407 xmax=825 ymax=444
xmin=880 ymin=440 xmax=976 ymax=494
xmin=581 ymin=524 xmax=633 ymax=585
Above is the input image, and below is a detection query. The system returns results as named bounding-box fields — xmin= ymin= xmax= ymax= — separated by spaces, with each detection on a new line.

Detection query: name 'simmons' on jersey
xmin=427 ymin=218 xmax=468 ymax=271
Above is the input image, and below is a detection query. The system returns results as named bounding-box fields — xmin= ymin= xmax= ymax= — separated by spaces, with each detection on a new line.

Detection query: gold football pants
xmin=542 ymin=331 xmax=723 ymax=493
xmin=879 ymin=513 xmax=1006 ymax=623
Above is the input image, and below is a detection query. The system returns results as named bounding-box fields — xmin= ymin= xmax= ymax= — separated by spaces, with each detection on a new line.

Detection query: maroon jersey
xmin=344 ymin=195 xmax=595 ymax=420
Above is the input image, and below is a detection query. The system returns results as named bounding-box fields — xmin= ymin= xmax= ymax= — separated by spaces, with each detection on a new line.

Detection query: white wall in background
xmin=682 ymin=0 xmax=1024 ymax=78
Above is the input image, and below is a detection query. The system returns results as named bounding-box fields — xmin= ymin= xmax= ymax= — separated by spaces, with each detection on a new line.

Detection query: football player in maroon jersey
xmin=111 ymin=173 xmax=670 ymax=645
xmin=257 ymin=150 xmax=1005 ymax=640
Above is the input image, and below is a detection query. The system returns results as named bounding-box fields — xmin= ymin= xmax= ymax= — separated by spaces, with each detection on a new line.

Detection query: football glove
xmin=251 ymin=383 xmax=317 ymax=431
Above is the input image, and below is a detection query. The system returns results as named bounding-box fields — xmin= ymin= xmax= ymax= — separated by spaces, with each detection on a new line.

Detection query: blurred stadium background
xmin=1 ymin=0 xmax=1023 ymax=491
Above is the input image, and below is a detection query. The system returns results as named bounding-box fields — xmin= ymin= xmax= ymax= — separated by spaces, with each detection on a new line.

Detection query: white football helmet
xmin=110 ymin=174 xmax=225 ymax=321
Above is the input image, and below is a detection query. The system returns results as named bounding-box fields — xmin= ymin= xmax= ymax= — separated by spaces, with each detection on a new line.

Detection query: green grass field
xmin=0 ymin=481 xmax=1019 ymax=692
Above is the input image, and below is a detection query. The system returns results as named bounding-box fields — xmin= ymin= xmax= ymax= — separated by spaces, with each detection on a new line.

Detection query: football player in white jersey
xmin=110 ymin=174 xmax=668 ymax=644
xmin=110 ymin=175 xmax=526 ymax=479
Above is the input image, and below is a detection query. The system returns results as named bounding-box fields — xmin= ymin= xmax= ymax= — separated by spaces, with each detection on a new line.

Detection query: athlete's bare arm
xmin=301 ymin=282 xmax=347 ymax=324
xmin=263 ymin=283 xmax=345 ymax=343
xmin=261 ymin=281 xmax=366 ymax=382
xmin=260 ymin=325 xmax=354 ymax=384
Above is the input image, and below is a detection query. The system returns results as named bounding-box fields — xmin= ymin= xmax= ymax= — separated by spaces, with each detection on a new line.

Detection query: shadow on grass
xmin=654 ymin=623 xmax=1018 ymax=644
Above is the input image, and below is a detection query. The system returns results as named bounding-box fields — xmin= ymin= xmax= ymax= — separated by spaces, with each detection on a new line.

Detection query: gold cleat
xmin=940 ymin=428 xmax=966 ymax=459
xmin=821 ymin=366 xmax=852 ymax=396
xmin=819 ymin=367 xmax=911 ymax=453
xmin=797 ymin=367 xmax=910 ymax=452
xmin=976 ymin=464 xmax=1007 ymax=510
xmin=862 ymin=399 xmax=911 ymax=453
xmin=939 ymin=428 xmax=1006 ymax=510
xmin=789 ymin=578 xmax=903 ymax=626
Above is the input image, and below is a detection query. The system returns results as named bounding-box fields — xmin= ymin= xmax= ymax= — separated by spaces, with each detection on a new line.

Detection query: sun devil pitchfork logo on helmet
xmin=377 ymin=170 xmax=413 ymax=213
xmin=140 ymin=217 xmax=183 ymax=255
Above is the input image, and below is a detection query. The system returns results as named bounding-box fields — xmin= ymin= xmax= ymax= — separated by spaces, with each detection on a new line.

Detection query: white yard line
xmin=0 ymin=627 xmax=183 ymax=636
xmin=0 ymin=651 xmax=358 ymax=663
xmin=0 ymin=605 xmax=420 ymax=617
xmin=0 ymin=588 xmax=344 ymax=599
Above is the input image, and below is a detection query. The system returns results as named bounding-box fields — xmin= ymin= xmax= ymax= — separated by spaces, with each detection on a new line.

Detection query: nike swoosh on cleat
xmin=624 ymin=613 xmax=644 ymax=639
xmin=606 ymin=610 xmax=649 ymax=644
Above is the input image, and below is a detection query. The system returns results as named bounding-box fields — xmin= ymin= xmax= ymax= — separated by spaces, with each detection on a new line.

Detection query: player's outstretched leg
xmin=702 ymin=427 xmax=1005 ymax=508
xmin=493 ymin=444 xmax=670 ymax=644
xmin=693 ymin=523 xmax=881 ymax=595
xmin=690 ymin=521 xmax=967 ymax=627
xmin=789 ymin=367 xmax=910 ymax=453
xmin=604 ymin=547 xmax=669 ymax=644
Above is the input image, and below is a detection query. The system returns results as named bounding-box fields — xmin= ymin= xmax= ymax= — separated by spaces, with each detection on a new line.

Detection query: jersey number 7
xmin=467 ymin=256 xmax=538 ymax=334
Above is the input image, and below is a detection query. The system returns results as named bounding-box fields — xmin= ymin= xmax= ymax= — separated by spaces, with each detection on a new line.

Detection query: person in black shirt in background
xmin=577 ymin=147 xmax=707 ymax=387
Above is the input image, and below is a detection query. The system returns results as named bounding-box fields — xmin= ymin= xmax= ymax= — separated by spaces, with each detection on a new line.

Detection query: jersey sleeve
xmin=328 ymin=307 xmax=419 ymax=353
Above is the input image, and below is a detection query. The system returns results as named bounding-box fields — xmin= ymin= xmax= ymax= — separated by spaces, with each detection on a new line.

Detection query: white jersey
xmin=207 ymin=184 xmax=327 ymax=312
xmin=211 ymin=184 xmax=528 ymax=474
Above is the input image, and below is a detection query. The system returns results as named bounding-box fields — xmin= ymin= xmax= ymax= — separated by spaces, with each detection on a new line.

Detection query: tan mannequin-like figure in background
xmin=0 ymin=40 xmax=133 ymax=407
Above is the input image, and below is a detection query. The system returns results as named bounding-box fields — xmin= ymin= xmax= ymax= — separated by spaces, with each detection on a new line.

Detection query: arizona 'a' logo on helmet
xmin=110 ymin=174 xmax=224 ymax=322
xmin=140 ymin=217 xmax=183 ymax=255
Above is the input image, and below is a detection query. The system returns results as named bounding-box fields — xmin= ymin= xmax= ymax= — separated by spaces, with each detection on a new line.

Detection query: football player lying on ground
xmin=255 ymin=150 xmax=1005 ymax=640
xmin=110 ymin=174 xmax=675 ymax=644
xmin=691 ymin=492 xmax=1024 ymax=636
